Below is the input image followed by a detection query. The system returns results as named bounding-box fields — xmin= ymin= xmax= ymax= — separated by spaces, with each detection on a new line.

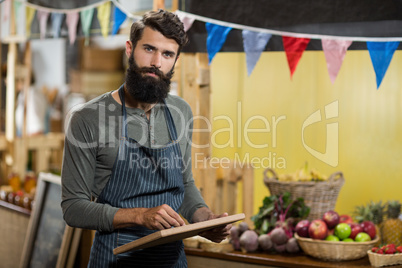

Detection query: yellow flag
xmin=25 ymin=6 xmax=36 ymax=37
xmin=97 ymin=2 xmax=111 ymax=38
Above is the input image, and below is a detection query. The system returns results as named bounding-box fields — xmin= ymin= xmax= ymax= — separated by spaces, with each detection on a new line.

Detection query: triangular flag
xmin=367 ymin=41 xmax=400 ymax=89
xmin=97 ymin=1 xmax=111 ymax=38
xmin=25 ymin=6 xmax=36 ymax=37
xmin=80 ymin=8 xmax=94 ymax=40
xmin=322 ymin=39 xmax=352 ymax=84
xmin=177 ymin=13 xmax=195 ymax=32
xmin=37 ymin=10 xmax=49 ymax=39
xmin=2 ymin=0 xmax=10 ymax=22
xmin=13 ymin=0 xmax=22 ymax=33
xmin=112 ymin=6 xmax=126 ymax=35
xmin=282 ymin=36 xmax=310 ymax=78
xmin=51 ymin=13 xmax=64 ymax=38
xmin=66 ymin=12 xmax=79 ymax=45
xmin=205 ymin=23 xmax=232 ymax=64
xmin=242 ymin=30 xmax=272 ymax=76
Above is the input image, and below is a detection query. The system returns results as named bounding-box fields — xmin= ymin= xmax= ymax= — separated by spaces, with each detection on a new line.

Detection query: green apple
xmin=354 ymin=232 xmax=371 ymax=242
xmin=334 ymin=223 xmax=352 ymax=240
xmin=325 ymin=235 xmax=340 ymax=241
xmin=342 ymin=238 xmax=354 ymax=242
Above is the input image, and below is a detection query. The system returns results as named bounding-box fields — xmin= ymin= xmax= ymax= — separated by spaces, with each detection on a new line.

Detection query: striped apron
xmin=88 ymin=87 xmax=187 ymax=267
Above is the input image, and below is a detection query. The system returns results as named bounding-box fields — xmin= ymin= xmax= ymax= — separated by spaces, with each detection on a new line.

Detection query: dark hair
xmin=129 ymin=9 xmax=189 ymax=56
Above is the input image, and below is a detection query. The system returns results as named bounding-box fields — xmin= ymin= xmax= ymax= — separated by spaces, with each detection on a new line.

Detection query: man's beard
xmin=125 ymin=55 xmax=174 ymax=104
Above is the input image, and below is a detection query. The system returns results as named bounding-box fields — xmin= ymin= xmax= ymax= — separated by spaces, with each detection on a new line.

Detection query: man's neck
xmin=112 ymin=87 xmax=157 ymax=119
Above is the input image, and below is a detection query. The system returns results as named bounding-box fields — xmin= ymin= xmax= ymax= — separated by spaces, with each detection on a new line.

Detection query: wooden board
xmin=113 ymin=213 xmax=245 ymax=255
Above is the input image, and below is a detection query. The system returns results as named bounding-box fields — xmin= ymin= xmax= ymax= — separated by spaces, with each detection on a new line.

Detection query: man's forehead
xmin=138 ymin=27 xmax=179 ymax=51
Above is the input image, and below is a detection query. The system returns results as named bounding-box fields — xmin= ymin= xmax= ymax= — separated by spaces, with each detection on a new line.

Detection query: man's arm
xmin=61 ymin=111 xmax=118 ymax=232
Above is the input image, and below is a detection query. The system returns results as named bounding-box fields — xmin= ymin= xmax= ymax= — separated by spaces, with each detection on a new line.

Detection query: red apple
xmin=339 ymin=214 xmax=353 ymax=224
xmin=348 ymin=223 xmax=363 ymax=240
xmin=308 ymin=219 xmax=328 ymax=240
xmin=295 ymin=220 xmax=310 ymax=238
xmin=322 ymin=210 xmax=340 ymax=229
xmin=360 ymin=221 xmax=376 ymax=239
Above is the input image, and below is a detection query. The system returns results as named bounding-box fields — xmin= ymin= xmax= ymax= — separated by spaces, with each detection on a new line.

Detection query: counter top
xmin=0 ymin=199 xmax=31 ymax=216
xmin=185 ymin=247 xmax=402 ymax=268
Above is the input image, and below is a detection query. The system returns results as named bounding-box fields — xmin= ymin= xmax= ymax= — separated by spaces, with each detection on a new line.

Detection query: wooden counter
xmin=185 ymin=247 xmax=402 ymax=268
xmin=0 ymin=200 xmax=31 ymax=267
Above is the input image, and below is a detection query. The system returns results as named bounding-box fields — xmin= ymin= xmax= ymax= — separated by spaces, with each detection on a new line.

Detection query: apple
xmin=360 ymin=221 xmax=376 ymax=239
xmin=325 ymin=235 xmax=340 ymax=241
xmin=322 ymin=210 xmax=340 ymax=229
xmin=308 ymin=219 xmax=328 ymax=240
xmin=355 ymin=232 xmax=371 ymax=242
xmin=334 ymin=223 xmax=352 ymax=240
xmin=348 ymin=223 xmax=364 ymax=240
xmin=339 ymin=214 xmax=353 ymax=224
xmin=295 ymin=220 xmax=310 ymax=238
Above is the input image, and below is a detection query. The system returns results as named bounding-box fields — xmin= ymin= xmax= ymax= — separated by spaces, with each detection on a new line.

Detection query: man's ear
xmin=125 ymin=40 xmax=133 ymax=58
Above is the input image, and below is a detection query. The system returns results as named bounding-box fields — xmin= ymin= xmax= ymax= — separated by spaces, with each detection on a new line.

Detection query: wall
xmin=209 ymin=50 xmax=402 ymax=219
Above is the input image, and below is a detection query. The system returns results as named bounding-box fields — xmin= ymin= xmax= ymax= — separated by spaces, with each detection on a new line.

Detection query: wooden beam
xmin=5 ymin=43 xmax=16 ymax=141
xmin=153 ymin=0 xmax=165 ymax=10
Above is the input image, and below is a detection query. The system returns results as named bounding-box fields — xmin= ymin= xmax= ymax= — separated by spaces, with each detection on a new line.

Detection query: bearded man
xmin=61 ymin=9 xmax=230 ymax=267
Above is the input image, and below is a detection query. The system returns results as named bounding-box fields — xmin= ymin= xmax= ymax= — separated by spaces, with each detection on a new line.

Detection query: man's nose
xmin=151 ymin=53 xmax=162 ymax=69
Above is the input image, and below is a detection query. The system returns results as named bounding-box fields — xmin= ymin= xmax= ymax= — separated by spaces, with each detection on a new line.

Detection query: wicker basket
xmin=367 ymin=251 xmax=402 ymax=267
xmin=263 ymin=168 xmax=345 ymax=221
xmin=295 ymin=233 xmax=379 ymax=261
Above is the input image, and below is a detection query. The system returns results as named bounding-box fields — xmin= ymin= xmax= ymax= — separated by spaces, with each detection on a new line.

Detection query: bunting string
xmin=175 ymin=10 xmax=402 ymax=42
xmin=1 ymin=1 xmax=400 ymax=88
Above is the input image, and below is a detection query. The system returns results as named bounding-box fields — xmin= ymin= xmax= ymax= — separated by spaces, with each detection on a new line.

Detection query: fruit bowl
xmin=367 ymin=251 xmax=402 ymax=267
xmin=295 ymin=233 xmax=379 ymax=261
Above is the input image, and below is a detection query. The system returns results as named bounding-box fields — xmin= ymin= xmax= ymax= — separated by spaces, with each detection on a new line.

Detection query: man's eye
xmin=163 ymin=52 xmax=174 ymax=58
xmin=145 ymin=47 xmax=153 ymax=52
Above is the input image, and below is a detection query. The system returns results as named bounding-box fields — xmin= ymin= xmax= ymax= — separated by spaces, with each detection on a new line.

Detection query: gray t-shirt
xmin=61 ymin=89 xmax=207 ymax=232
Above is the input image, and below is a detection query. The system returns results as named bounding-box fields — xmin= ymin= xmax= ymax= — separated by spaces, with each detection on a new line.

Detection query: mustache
xmin=128 ymin=56 xmax=174 ymax=80
xmin=138 ymin=66 xmax=165 ymax=78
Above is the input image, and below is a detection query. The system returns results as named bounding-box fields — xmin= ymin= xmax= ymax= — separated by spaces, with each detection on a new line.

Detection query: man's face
xmin=124 ymin=27 xmax=179 ymax=104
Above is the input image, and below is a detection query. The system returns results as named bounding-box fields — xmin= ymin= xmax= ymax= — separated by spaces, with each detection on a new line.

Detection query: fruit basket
xmin=368 ymin=251 xmax=402 ymax=267
xmin=263 ymin=168 xmax=344 ymax=221
xmin=295 ymin=233 xmax=379 ymax=261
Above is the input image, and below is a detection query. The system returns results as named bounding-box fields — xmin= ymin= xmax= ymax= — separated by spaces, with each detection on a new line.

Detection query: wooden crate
xmin=69 ymin=69 xmax=124 ymax=96
xmin=80 ymin=45 xmax=124 ymax=72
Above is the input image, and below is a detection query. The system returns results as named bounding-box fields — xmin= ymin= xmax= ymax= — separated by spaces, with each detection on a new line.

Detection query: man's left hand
xmin=193 ymin=208 xmax=232 ymax=243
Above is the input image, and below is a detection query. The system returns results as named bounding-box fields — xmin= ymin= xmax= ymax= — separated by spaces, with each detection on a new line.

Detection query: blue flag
xmin=51 ymin=13 xmax=64 ymax=38
xmin=367 ymin=41 xmax=399 ymax=89
xmin=112 ymin=6 xmax=126 ymax=35
xmin=242 ymin=30 xmax=272 ymax=76
xmin=206 ymin=23 xmax=232 ymax=64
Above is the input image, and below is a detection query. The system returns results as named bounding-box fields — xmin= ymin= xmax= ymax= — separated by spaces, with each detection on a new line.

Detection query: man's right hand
xmin=113 ymin=204 xmax=185 ymax=230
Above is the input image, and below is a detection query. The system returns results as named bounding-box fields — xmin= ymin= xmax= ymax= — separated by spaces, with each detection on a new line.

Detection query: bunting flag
xmin=112 ymin=6 xmax=126 ymax=35
xmin=66 ymin=12 xmax=79 ymax=45
xmin=97 ymin=1 xmax=111 ymax=38
xmin=80 ymin=8 xmax=94 ymax=41
xmin=1 ymin=3 xmax=402 ymax=88
xmin=367 ymin=41 xmax=400 ymax=89
xmin=51 ymin=13 xmax=64 ymax=38
xmin=282 ymin=36 xmax=311 ymax=78
xmin=322 ymin=39 xmax=352 ymax=84
xmin=3 ymin=0 xmax=11 ymax=22
xmin=37 ymin=10 xmax=49 ymax=39
xmin=242 ymin=30 xmax=272 ymax=76
xmin=205 ymin=23 xmax=232 ymax=64
xmin=177 ymin=12 xmax=195 ymax=32
xmin=25 ymin=6 xmax=36 ymax=37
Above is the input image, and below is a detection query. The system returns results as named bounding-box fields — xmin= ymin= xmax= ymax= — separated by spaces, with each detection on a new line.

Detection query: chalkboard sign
xmin=20 ymin=173 xmax=81 ymax=268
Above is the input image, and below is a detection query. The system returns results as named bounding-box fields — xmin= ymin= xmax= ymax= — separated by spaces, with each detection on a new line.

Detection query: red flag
xmin=282 ymin=36 xmax=310 ymax=78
